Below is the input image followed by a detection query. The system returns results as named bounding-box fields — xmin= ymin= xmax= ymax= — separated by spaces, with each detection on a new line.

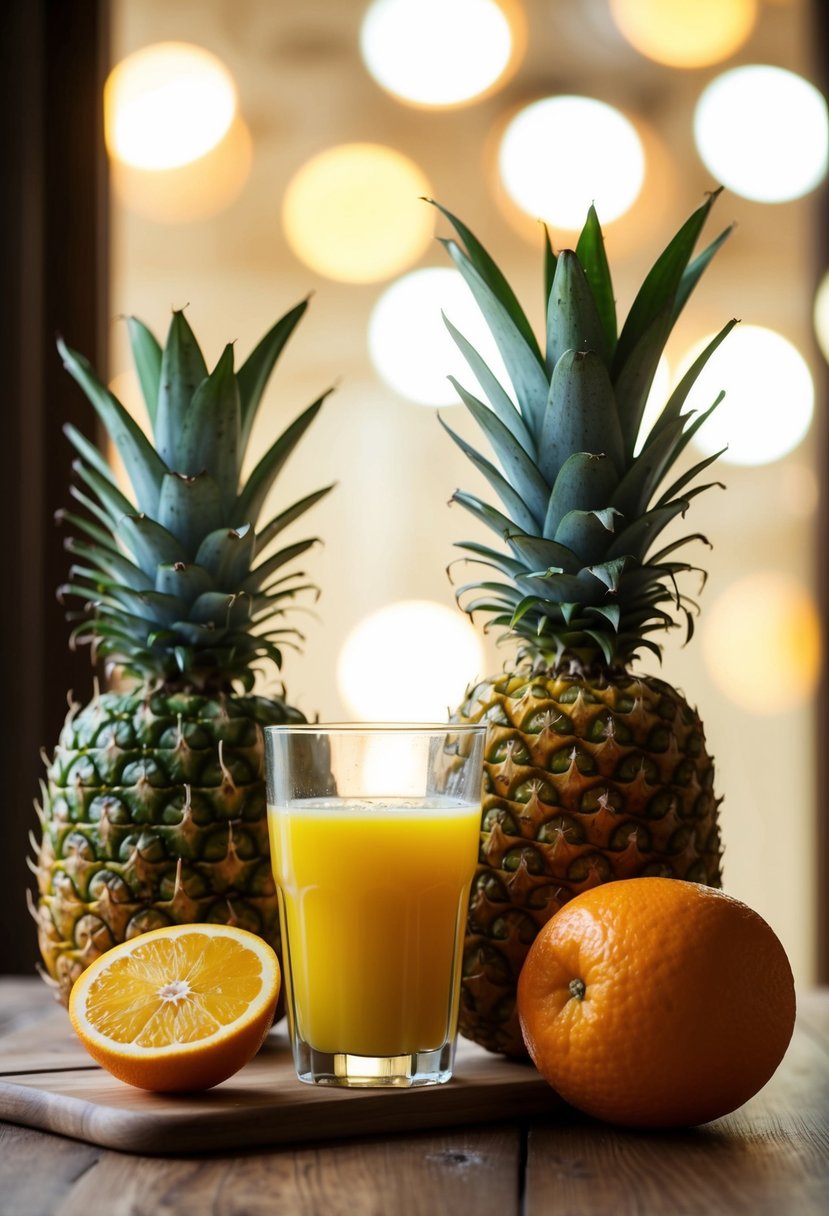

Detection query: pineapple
xmin=435 ymin=192 xmax=733 ymax=1056
xmin=31 ymin=302 xmax=332 ymax=1004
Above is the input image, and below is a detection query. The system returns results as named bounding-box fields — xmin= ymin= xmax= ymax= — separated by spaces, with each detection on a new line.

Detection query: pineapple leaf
xmin=611 ymin=414 xmax=686 ymax=519
xmin=582 ymin=629 xmax=616 ymax=665
xmin=189 ymin=591 xmax=253 ymax=627
xmin=511 ymin=594 xmax=542 ymax=628
xmin=156 ymin=472 xmax=225 ymax=557
xmin=117 ymin=514 xmax=187 ymax=580
xmin=575 ymin=205 xmax=617 ymax=358
xmin=126 ymin=316 xmax=162 ymax=428
xmin=109 ymin=587 xmax=187 ymax=628
xmin=544 ymin=452 xmax=619 ymax=539
xmin=154 ymin=562 xmax=213 ymax=601
xmin=441 ymin=237 xmax=549 ymax=430
xmin=554 ymin=508 xmax=622 ymax=564
xmin=177 ymin=344 xmax=240 ymax=506
xmin=613 ymin=307 xmax=672 ymax=458
xmin=235 ymin=389 xmax=333 ymax=527
xmin=439 ymin=417 xmax=541 ymax=534
xmin=613 ymin=189 xmax=722 ymax=379
xmin=171 ymin=621 xmax=225 ymax=646
xmin=586 ymin=602 xmax=621 ymax=631
xmin=64 ymin=423 xmax=118 ymax=487
xmin=447 ymin=377 xmax=550 ymax=526
xmin=586 ymin=557 xmax=627 ymax=593
xmin=451 ymin=489 xmax=521 ymax=543
xmin=657 ymin=452 xmax=725 ymax=508
xmin=670 ymin=392 xmax=726 ymax=467
xmin=72 ymin=460 xmax=137 ymax=527
xmin=430 ymin=200 xmax=542 ymax=362
xmin=64 ymin=535 xmax=152 ymax=591
xmin=505 ymin=533 xmax=581 ymax=574
xmin=546 ymin=250 xmax=609 ymax=374
xmin=539 ymin=350 xmax=624 ymax=486
xmin=65 ymin=491 xmax=125 ymax=544
xmin=518 ymin=568 xmax=610 ymax=603
xmin=451 ymin=540 xmax=527 ymax=580
xmin=644 ymin=319 xmax=738 ymax=448
xmin=542 ymin=223 xmax=557 ymax=316
xmin=58 ymin=336 xmax=166 ymax=515
xmin=237 ymin=297 xmax=309 ymax=452
xmin=256 ymin=486 xmax=335 ymax=552
xmin=194 ymin=524 xmax=255 ymax=587
xmin=154 ymin=310 xmax=209 ymax=469
xmin=674 ymin=224 xmax=734 ymax=321
xmin=606 ymin=500 xmax=689 ymax=562
xmin=443 ymin=313 xmax=536 ymax=456
xmin=243 ymin=539 xmax=319 ymax=593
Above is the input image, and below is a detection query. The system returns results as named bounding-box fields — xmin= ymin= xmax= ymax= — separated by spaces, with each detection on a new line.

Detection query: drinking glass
xmin=264 ymin=722 xmax=486 ymax=1087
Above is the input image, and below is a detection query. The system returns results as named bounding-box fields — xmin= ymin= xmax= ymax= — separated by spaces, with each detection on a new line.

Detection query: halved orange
xmin=69 ymin=924 xmax=280 ymax=1092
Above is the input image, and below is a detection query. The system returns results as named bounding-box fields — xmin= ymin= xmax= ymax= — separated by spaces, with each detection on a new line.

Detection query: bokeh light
xmin=110 ymin=113 xmax=252 ymax=223
xmin=498 ymin=96 xmax=645 ymax=230
xmin=814 ymin=270 xmax=829 ymax=364
xmin=105 ymin=42 xmax=237 ymax=170
xmin=702 ymin=572 xmax=821 ymax=714
xmin=282 ymin=144 xmax=433 ymax=283
xmin=360 ymin=0 xmax=522 ymax=108
xmin=680 ymin=326 xmax=814 ymax=466
xmin=694 ymin=66 xmax=828 ymax=203
xmin=337 ymin=600 xmax=485 ymax=721
xmin=609 ymin=0 xmax=757 ymax=68
xmin=368 ymin=267 xmax=510 ymax=406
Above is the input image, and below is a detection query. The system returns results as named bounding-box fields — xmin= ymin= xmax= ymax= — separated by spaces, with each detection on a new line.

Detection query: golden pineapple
xmin=435 ymin=193 xmax=732 ymax=1055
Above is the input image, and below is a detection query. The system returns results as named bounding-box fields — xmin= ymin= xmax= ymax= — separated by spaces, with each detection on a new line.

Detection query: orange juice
xmin=268 ymin=796 xmax=480 ymax=1058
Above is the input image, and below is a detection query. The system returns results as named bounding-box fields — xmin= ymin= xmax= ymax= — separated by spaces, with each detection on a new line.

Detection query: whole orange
xmin=517 ymin=878 xmax=796 ymax=1128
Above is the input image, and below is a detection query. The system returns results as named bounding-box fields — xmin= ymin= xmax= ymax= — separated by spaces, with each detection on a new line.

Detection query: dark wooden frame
xmin=0 ymin=1 xmax=109 ymax=974
xmin=813 ymin=0 xmax=829 ymax=985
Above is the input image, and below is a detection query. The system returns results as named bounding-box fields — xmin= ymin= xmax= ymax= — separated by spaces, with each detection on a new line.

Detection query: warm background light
xmin=110 ymin=112 xmax=252 ymax=223
xmin=702 ymin=572 xmax=822 ymax=713
xmin=681 ymin=326 xmax=814 ymax=465
xmin=609 ymin=0 xmax=757 ymax=68
xmin=282 ymin=144 xmax=433 ymax=283
xmin=337 ymin=600 xmax=485 ymax=721
xmin=367 ymin=267 xmax=510 ymax=405
xmin=497 ymin=96 xmax=645 ymax=230
xmin=694 ymin=65 xmax=828 ymax=203
xmin=360 ymin=0 xmax=521 ymax=108
xmin=814 ymin=270 xmax=829 ymax=363
xmin=105 ymin=42 xmax=237 ymax=170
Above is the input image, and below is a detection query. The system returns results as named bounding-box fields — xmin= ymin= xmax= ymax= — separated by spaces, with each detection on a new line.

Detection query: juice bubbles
xmin=268 ymin=796 xmax=480 ymax=1058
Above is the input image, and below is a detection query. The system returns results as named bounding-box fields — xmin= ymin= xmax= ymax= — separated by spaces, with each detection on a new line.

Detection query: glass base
xmin=292 ymin=1037 xmax=456 ymax=1087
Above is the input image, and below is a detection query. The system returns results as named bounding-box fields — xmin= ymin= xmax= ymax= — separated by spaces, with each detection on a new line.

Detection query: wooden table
xmin=1 ymin=978 xmax=826 ymax=1215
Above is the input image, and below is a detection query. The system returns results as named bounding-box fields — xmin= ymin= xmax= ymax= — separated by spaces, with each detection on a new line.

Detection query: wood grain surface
xmin=0 ymin=1003 xmax=561 ymax=1154
xmin=1 ymin=980 xmax=827 ymax=1216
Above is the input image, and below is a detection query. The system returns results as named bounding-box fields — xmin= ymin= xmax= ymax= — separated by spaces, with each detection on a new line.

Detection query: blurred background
xmin=3 ymin=0 xmax=827 ymax=987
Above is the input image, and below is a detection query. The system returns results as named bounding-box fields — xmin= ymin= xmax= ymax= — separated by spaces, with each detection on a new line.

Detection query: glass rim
xmin=264 ymin=722 xmax=487 ymax=736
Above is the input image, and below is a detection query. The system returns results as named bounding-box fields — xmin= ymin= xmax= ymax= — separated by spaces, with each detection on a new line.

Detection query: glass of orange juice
xmin=264 ymin=722 xmax=486 ymax=1087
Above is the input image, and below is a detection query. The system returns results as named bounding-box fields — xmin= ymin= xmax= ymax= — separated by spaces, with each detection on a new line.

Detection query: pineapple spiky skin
xmin=454 ymin=666 xmax=721 ymax=1056
xmin=34 ymin=689 xmax=304 ymax=1005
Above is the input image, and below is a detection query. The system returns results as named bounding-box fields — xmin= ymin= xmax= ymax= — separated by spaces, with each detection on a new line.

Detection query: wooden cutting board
xmin=0 ymin=1008 xmax=562 ymax=1154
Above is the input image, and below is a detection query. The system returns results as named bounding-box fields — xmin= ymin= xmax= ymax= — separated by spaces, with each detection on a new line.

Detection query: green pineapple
xmin=435 ymin=192 xmax=733 ymax=1056
xmin=31 ymin=302 xmax=332 ymax=1004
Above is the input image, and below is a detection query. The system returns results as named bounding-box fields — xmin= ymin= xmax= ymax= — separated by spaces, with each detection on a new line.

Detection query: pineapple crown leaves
xmin=432 ymin=191 xmax=734 ymax=670
xmin=57 ymin=302 xmax=334 ymax=692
